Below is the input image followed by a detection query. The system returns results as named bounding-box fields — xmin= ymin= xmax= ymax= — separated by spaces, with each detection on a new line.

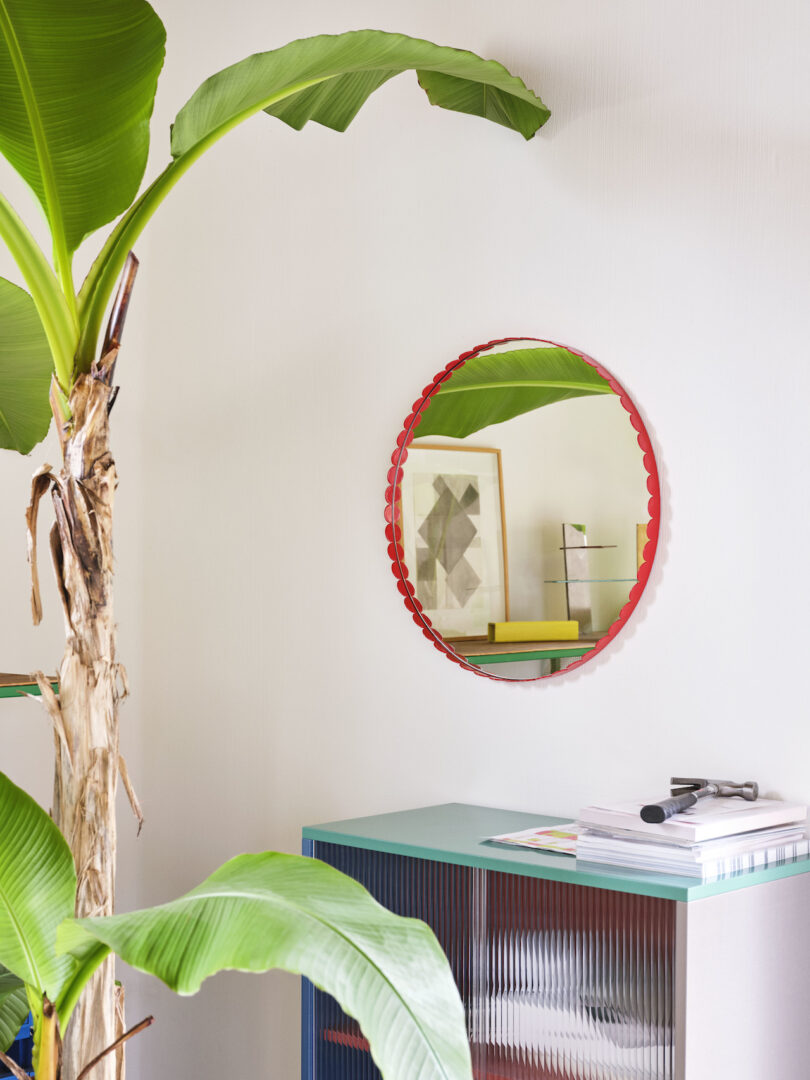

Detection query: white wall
xmin=1 ymin=0 xmax=809 ymax=1076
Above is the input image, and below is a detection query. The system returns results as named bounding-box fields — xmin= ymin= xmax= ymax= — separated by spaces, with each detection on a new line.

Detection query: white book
xmin=579 ymin=823 xmax=808 ymax=858
xmin=578 ymin=824 xmax=808 ymax=865
xmin=577 ymin=832 xmax=809 ymax=880
xmin=577 ymin=796 xmax=807 ymax=843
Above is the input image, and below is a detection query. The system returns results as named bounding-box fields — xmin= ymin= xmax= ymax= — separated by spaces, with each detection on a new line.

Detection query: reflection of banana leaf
xmin=415 ymin=346 xmax=615 ymax=438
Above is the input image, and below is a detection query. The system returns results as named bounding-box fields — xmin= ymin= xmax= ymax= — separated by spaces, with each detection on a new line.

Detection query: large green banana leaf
xmin=414 ymin=345 xmax=615 ymax=439
xmin=0 ymin=769 xmax=472 ymax=1080
xmin=0 ymin=966 xmax=29 ymax=1055
xmin=0 ymin=0 xmax=165 ymax=260
xmin=0 ymin=774 xmax=76 ymax=1010
xmin=79 ymin=31 xmax=548 ymax=364
xmin=0 ymin=278 xmax=53 ymax=452
xmin=59 ymin=852 xmax=472 ymax=1080
xmin=171 ymin=30 xmax=549 ymax=151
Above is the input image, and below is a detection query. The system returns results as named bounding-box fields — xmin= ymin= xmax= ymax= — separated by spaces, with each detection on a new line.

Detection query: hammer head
xmin=672 ymin=777 xmax=759 ymax=801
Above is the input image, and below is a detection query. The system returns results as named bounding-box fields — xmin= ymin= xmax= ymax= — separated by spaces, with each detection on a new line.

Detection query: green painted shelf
xmin=0 ymin=674 xmax=58 ymax=699
xmin=466 ymin=645 xmax=593 ymax=666
xmin=304 ymin=801 xmax=810 ymax=902
xmin=453 ymin=639 xmax=597 ymax=667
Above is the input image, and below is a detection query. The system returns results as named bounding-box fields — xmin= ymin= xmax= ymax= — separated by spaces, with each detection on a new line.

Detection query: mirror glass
xmin=386 ymin=338 xmax=660 ymax=681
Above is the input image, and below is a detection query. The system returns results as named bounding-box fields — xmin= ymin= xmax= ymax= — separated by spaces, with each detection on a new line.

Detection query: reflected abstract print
xmin=401 ymin=446 xmax=507 ymax=638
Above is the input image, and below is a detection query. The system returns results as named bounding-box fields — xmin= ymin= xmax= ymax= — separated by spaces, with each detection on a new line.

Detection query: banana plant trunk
xmin=27 ymin=290 xmax=136 ymax=1080
xmin=56 ymin=369 xmax=119 ymax=1080
xmin=46 ymin=362 xmax=120 ymax=1080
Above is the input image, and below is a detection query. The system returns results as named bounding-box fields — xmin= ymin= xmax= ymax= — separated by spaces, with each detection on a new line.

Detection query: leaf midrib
xmin=204 ymin=885 xmax=455 ymax=1080
xmin=435 ymin=379 xmax=613 ymax=394
xmin=0 ymin=0 xmax=72 ymax=291
xmin=0 ymin=874 xmax=43 ymax=995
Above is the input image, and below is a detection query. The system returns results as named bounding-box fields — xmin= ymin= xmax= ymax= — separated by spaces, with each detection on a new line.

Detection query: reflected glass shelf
xmin=544 ymin=578 xmax=637 ymax=583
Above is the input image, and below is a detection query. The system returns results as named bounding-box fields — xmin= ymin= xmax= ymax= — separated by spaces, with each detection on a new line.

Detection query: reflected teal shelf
xmin=466 ymin=645 xmax=592 ymax=666
xmin=0 ymin=675 xmax=58 ymax=699
xmin=303 ymin=802 xmax=810 ymax=903
xmin=453 ymin=639 xmax=598 ymax=667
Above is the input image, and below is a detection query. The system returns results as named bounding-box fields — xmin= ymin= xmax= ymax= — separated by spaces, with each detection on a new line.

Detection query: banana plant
xmin=0 ymin=2 xmax=549 ymax=1077
xmin=0 ymin=772 xmax=471 ymax=1080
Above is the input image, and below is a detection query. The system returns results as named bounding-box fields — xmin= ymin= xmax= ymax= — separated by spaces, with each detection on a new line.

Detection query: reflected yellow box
xmin=487 ymin=620 xmax=579 ymax=643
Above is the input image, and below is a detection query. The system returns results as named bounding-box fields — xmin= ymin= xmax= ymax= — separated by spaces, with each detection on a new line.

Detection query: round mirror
xmin=385 ymin=338 xmax=660 ymax=681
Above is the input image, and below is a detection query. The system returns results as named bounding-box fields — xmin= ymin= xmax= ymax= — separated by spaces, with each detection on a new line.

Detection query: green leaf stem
xmin=77 ymin=29 xmax=548 ymax=366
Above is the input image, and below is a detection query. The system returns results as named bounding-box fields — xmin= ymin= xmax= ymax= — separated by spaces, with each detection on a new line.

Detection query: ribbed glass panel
xmin=481 ymin=870 xmax=674 ymax=1080
xmin=308 ymin=844 xmax=675 ymax=1080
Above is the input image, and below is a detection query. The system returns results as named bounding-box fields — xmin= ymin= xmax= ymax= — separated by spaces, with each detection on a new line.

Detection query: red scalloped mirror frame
xmin=384 ymin=337 xmax=661 ymax=681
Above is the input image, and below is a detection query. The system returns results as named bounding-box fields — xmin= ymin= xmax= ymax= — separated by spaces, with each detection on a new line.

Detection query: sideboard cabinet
xmin=302 ymin=803 xmax=810 ymax=1080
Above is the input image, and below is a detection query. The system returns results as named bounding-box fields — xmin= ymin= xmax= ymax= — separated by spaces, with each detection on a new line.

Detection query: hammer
xmin=640 ymin=776 xmax=759 ymax=824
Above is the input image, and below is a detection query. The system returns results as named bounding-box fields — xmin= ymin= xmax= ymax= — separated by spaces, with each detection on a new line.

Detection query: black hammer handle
xmin=640 ymin=792 xmax=698 ymax=824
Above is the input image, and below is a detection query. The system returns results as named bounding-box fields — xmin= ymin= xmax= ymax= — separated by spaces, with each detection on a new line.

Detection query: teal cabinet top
xmin=303 ymin=802 xmax=810 ymax=902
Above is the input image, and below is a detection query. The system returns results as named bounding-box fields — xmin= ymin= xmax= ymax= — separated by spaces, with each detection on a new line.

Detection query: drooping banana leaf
xmin=0 ymin=966 xmax=29 ymax=1055
xmin=0 ymin=278 xmax=54 ymax=452
xmin=414 ymin=345 xmax=615 ymax=439
xmin=172 ymin=30 xmax=549 ymax=150
xmin=0 ymin=0 xmax=165 ymax=264
xmin=58 ymin=852 xmax=472 ymax=1080
xmin=0 ymin=773 xmax=77 ymax=1012
xmin=79 ymin=30 xmax=549 ymax=364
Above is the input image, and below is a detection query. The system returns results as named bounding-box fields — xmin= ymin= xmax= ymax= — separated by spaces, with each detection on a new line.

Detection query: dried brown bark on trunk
xmin=48 ymin=360 xmax=120 ymax=1080
xmin=26 ymin=257 xmax=139 ymax=1080
xmin=28 ymin=361 xmax=124 ymax=1080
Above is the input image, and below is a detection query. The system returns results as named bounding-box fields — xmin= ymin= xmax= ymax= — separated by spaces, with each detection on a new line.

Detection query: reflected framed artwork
xmin=400 ymin=445 xmax=509 ymax=638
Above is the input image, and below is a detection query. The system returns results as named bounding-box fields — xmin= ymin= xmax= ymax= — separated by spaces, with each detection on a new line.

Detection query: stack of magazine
xmin=576 ymin=797 xmax=809 ymax=880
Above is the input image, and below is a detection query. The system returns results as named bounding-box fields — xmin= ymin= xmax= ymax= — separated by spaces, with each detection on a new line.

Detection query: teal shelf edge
xmin=468 ymin=646 xmax=592 ymax=665
xmin=303 ymin=802 xmax=810 ymax=903
xmin=0 ymin=682 xmax=58 ymax=700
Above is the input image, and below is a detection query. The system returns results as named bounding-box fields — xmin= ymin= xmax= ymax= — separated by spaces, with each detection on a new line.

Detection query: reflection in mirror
xmin=386 ymin=338 xmax=660 ymax=681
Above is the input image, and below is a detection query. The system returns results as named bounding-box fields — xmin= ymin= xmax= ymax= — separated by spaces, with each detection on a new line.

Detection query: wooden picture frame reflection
xmin=400 ymin=444 xmax=509 ymax=640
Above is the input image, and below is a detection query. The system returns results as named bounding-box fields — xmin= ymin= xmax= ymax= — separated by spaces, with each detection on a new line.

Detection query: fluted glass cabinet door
xmin=481 ymin=871 xmax=674 ymax=1079
xmin=304 ymin=840 xmax=675 ymax=1080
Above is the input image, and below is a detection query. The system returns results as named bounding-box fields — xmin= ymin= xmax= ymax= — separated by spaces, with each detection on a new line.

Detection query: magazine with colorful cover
xmin=488 ymin=824 xmax=580 ymax=855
